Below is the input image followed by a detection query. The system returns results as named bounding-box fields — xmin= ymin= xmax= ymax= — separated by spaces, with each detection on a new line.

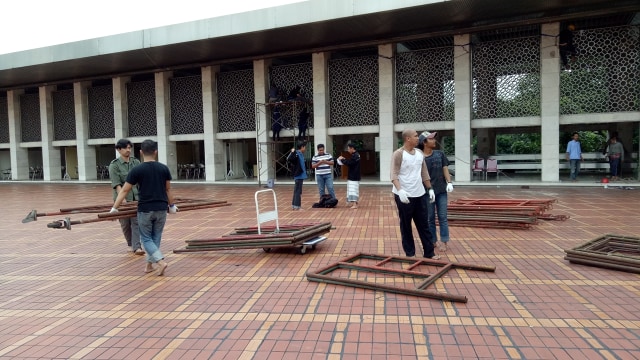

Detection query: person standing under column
xmin=111 ymin=140 xmax=177 ymax=276
xmin=391 ymin=129 xmax=438 ymax=259
xmin=566 ymin=132 xmax=583 ymax=182
xmin=311 ymin=144 xmax=336 ymax=200
xmin=605 ymin=134 xmax=624 ymax=181
xmin=337 ymin=143 xmax=361 ymax=209
xmin=418 ymin=131 xmax=453 ymax=252
xmin=287 ymin=141 xmax=308 ymax=211
xmin=109 ymin=139 xmax=144 ymax=255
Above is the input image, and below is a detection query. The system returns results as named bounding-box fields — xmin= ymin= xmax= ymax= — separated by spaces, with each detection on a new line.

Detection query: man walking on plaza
xmin=311 ymin=144 xmax=336 ymax=201
xmin=109 ymin=139 xmax=144 ymax=255
xmin=390 ymin=129 xmax=438 ymax=259
xmin=566 ymin=132 xmax=584 ymax=182
xmin=111 ymin=140 xmax=177 ymax=276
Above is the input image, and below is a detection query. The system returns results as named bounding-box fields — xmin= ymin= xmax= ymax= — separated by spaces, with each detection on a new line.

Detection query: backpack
xmin=312 ymin=194 xmax=339 ymax=208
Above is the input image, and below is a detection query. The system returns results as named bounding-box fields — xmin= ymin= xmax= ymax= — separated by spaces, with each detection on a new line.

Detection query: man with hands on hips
xmin=110 ymin=139 xmax=177 ymax=276
xmin=390 ymin=129 xmax=439 ymax=260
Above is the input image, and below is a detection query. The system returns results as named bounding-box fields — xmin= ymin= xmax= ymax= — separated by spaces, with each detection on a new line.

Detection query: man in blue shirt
xmin=287 ymin=141 xmax=308 ymax=210
xmin=566 ymin=132 xmax=584 ymax=181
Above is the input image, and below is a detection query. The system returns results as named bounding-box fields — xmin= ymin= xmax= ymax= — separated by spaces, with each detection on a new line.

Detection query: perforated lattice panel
xmin=170 ymin=76 xmax=203 ymax=135
xmin=472 ymin=37 xmax=541 ymax=119
xmin=20 ymin=93 xmax=41 ymax=142
xmin=52 ymin=89 xmax=76 ymax=141
xmin=269 ymin=63 xmax=313 ymax=103
xmin=88 ymin=85 xmax=115 ymax=139
xmin=329 ymin=56 xmax=379 ymax=127
xmin=560 ymin=25 xmax=639 ymax=114
xmin=396 ymin=47 xmax=455 ymax=123
xmin=127 ymin=81 xmax=156 ymax=137
xmin=270 ymin=63 xmax=314 ymax=129
xmin=218 ymin=70 xmax=255 ymax=133
xmin=0 ymin=98 xmax=8 ymax=143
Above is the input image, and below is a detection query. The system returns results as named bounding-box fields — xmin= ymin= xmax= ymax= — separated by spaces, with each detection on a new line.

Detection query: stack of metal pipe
xmin=446 ymin=198 xmax=567 ymax=229
xmin=564 ymin=234 xmax=640 ymax=273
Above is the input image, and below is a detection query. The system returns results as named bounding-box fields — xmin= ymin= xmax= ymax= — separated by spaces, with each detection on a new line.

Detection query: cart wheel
xmin=263 ymin=248 xmax=271 ymax=253
xmin=299 ymin=246 xmax=307 ymax=255
xmin=311 ymin=245 xmax=317 ymax=250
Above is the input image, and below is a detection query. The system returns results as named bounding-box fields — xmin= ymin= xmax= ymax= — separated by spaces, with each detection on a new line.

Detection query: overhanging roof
xmin=1 ymin=0 xmax=639 ymax=90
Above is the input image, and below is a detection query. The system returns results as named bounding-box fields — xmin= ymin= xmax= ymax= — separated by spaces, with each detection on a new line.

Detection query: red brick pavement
xmin=1 ymin=182 xmax=639 ymax=359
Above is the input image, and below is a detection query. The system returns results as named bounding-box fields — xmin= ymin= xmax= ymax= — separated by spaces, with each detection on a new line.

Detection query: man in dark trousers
xmin=559 ymin=24 xmax=578 ymax=70
xmin=390 ymin=129 xmax=438 ymax=259
xmin=111 ymin=139 xmax=177 ymax=276
xmin=287 ymin=141 xmax=307 ymax=211
xmin=109 ymin=139 xmax=143 ymax=255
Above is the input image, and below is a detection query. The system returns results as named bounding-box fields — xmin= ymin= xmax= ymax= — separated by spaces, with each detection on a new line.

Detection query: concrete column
xmin=113 ymin=77 xmax=130 ymax=143
xmin=8 ymin=90 xmax=28 ymax=180
xmin=378 ymin=44 xmax=395 ymax=182
xmin=155 ymin=71 xmax=177 ymax=176
xmin=453 ymin=34 xmax=473 ymax=182
xmin=39 ymin=85 xmax=62 ymax=180
xmin=312 ymin=52 xmax=333 ymax=158
xmin=540 ymin=23 xmax=561 ymax=182
xmin=202 ymin=65 xmax=226 ymax=181
xmin=74 ymin=81 xmax=97 ymax=181
xmin=254 ymin=59 xmax=274 ymax=182
xmin=617 ymin=122 xmax=634 ymax=178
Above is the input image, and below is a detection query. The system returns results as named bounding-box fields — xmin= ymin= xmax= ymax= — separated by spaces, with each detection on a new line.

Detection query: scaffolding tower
xmin=255 ymin=100 xmax=312 ymax=186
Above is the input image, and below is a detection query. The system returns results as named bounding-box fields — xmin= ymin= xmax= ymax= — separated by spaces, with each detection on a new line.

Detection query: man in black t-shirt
xmin=111 ymin=139 xmax=177 ymax=276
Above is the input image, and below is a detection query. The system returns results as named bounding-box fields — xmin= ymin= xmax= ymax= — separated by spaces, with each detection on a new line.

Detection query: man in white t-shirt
xmin=390 ymin=129 xmax=438 ymax=259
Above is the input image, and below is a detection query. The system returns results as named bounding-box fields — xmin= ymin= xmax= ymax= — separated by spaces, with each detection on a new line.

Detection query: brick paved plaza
xmin=1 ymin=182 xmax=639 ymax=359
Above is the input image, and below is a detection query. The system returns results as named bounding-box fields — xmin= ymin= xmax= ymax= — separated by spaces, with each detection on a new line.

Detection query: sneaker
xmin=134 ymin=248 xmax=145 ymax=255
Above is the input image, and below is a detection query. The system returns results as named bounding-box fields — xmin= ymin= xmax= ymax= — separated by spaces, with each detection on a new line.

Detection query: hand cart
xmin=174 ymin=189 xmax=329 ymax=255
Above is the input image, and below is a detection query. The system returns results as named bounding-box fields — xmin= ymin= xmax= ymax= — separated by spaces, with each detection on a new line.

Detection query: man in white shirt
xmin=390 ymin=129 xmax=438 ymax=259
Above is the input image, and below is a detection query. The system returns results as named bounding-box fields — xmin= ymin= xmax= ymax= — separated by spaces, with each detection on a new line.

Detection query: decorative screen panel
xmin=472 ymin=37 xmax=541 ymax=119
xmin=53 ymin=90 xmax=76 ymax=141
xmin=127 ymin=80 xmax=157 ymax=137
xmin=269 ymin=63 xmax=313 ymax=103
xmin=218 ymin=70 xmax=255 ymax=133
xmin=0 ymin=98 xmax=8 ymax=143
xmin=270 ymin=63 xmax=314 ymax=129
xmin=170 ymin=76 xmax=203 ymax=135
xmin=396 ymin=47 xmax=454 ymax=123
xmin=560 ymin=25 xmax=639 ymax=114
xmin=88 ymin=85 xmax=115 ymax=139
xmin=20 ymin=93 xmax=41 ymax=142
xmin=329 ymin=56 xmax=379 ymax=127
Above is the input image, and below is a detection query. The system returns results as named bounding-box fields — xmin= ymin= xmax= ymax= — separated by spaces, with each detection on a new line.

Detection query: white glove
xmin=428 ymin=189 xmax=436 ymax=203
xmin=169 ymin=204 xmax=178 ymax=214
xmin=110 ymin=207 xmax=118 ymax=213
xmin=397 ymin=189 xmax=410 ymax=204
xmin=446 ymin=182 xmax=454 ymax=193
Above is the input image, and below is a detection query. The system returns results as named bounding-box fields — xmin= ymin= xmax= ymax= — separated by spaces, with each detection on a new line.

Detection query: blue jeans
xmin=427 ymin=192 xmax=449 ymax=244
xmin=316 ymin=173 xmax=336 ymax=199
xmin=137 ymin=210 xmax=167 ymax=263
xmin=569 ymin=159 xmax=581 ymax=180
xmin=609 ymin=157 xmax=620 ymax=177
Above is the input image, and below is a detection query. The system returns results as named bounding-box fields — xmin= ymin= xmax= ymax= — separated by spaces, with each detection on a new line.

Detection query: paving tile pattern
xmin=1 ymin=182 xmax=639 ymax=359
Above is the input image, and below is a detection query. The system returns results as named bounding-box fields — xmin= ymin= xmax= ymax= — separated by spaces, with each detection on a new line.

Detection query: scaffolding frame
xmin=255 ymin=100 xmax=312 ymax=186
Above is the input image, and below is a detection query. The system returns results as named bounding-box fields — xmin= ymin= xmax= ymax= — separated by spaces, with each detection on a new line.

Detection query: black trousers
xmin=394 ymin=194 xmax=435 ymax=258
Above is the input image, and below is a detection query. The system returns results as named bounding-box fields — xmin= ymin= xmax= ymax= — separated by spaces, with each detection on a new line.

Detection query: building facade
xmin=1 ymin=0 xmax=639 ymax=183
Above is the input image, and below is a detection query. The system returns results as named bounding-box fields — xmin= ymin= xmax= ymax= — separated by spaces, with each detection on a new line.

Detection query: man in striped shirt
xmin=311 ymin=144 xmax=336 ymax=200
